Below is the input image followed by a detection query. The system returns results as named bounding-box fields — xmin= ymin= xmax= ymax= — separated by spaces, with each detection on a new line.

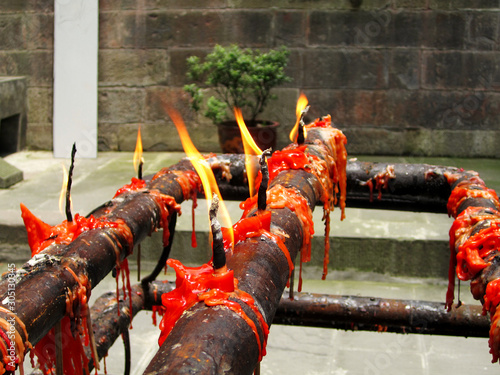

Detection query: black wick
xmin=210 ymin=194 xmax=226 ymax=271
xmin=297 ymin=105 xmax=310 ymax=145
xmin=258 ymin=148 xmax=272 ymax=212
xmin=66 ymin=143 xmax=77 ymax=222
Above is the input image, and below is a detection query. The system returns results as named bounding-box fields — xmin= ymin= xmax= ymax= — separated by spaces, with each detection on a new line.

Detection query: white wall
xmin=53 ymin=0 xmax=98 ymax=158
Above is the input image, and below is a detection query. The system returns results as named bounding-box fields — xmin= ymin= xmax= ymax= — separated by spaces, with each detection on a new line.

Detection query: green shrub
xmin=184 ymin=44 xmax=291 ymax=126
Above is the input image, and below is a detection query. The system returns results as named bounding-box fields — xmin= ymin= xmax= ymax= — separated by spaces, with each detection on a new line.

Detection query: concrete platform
xmin=1 ymin=151 xmax=500 ymax=374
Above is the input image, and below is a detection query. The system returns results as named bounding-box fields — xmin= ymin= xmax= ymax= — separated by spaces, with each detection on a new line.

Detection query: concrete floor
xmin=1 ymin=151 xmax=500 ymax=374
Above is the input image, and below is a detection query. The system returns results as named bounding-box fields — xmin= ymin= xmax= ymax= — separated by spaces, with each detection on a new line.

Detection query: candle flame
xmin=58 ymin=164 xmax=72 ymax=217
xmin=166 ymin=104 xmax=234 ymax=248
xmin=234 ymin=107 xmax=262 ymax=197
xmin=133 ymin=126 xmax=144 ymax=175
xmin=289 ymin=92 xmax=309 ymax=142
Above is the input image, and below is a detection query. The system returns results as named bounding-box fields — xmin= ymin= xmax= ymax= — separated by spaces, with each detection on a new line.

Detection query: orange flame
xmin=58 ymin=164 xmax=72 ymax=217
xmin=234 ymin=107 xmax=262 ymax=197
xmin=289 ymin=92 xmax=309 ymax=142
xmin=133 ymin=126 xmax=144 ymax=175
xmin=166 ymin=105 xmax=234 ymax=248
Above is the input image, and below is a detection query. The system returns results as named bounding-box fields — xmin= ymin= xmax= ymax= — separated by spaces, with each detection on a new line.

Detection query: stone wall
xmin=2 ymin=1 xmax=499 ymax=156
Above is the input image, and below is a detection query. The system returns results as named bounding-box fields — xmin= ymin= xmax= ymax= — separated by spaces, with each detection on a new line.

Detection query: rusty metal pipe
xmin=143 ymin=129 xmax=336 ymax=375
xmin=274 ymin=292 xmax=489 ymax=337
xmin=87 ymin=281 xmax=489 ymax=367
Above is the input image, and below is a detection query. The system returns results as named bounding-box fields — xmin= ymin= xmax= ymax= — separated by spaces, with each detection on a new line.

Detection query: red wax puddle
xmin=113 ymin=177 xmax=146 ymax=198
xmin=158 ymin=259 xmax=235 ymax=346
xmin=158 ymin=259 xmax=269 ymax=360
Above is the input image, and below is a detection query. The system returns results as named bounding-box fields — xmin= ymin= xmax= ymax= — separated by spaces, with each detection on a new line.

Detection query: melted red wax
xmin=113 ymin=177 xmax=146 ymax=198
xmin=32 ymin=267 xmax=92 ymax=375
xmin=198 ymin=286 xmax=269 ymax=361
xmin=446 ymin=173 xmax=500 ymax=310
xmin=32 ymin=317 xmax=89 ymax=375
xmin=360 ymin=165 xmax=395 ymax=202
xmin=158 ymin=260 xmax=269 ymax=360
xmin=172 ymin=170 xmax=201 ymax=248
xmin=20 ymin=204 xmax=133 ymax=374
xmin=266 ymin=185 xmax=314 ymax=292
xmin=446 ymin=173 xmax=500 ymax=363
xmin=447 ymin=182 xmax=500 ymax=218
xmin=158 ymin=259 xmax=235 ymax=346
xmin=0 ymin=307 xmax=29 ymax=375
xmin=489 ymin=307 xmax=500 ymax=363
xmin=20 ymin=203 xmax=122 ymax=256
xmin=234 ymin=199 xmax=293 ymax=276
xmin=262 ymin=117 xmax=347 ymax=280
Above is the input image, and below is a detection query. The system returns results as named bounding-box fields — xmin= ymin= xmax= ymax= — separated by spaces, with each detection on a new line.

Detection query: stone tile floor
xmin=1 ymin=151 xmax=500 ymax=374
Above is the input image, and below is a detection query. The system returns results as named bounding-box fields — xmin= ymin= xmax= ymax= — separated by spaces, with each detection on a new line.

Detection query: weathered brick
xmin=99 ymin=49 xmax=168 ymax=87
xmin=169 ymin=49 xmax=203 ymax=87
xmin=144 ymin=0 xmax=227 ymax=10
xmin=393 ymin=0 xmax=428 ymax=9
xmin=304 ymin=49 xmax=388 ymax=89
xmin=27 ymin=87 xmax=52 ymax=123
xmin=26 ymin=13 xmax=54 ymax=50
xmin=227 ymin=10 xmax=273 ymax=47
xmin=391 ymin=11 xmax=425 ymax=47
xmin=416 ymin=90 xmax=473 ymax=129
xmin=351 ymin=90 xmax=392 ymax=126
xmin=99 ymin=12 xmax=124 ymax=49
xmin=283 ymin=49 xmax=303 ymax=88
xmin=227 ymin=0 xmax=392 ymax=10
xmin=26 ymin=123 xmax=52 ymax=151
xmin=0 ymin=15 xmax=26 ymax=50
xmin=341 ymin=127 xmax=407 ymax=155
xmin=465 ymin=11 xmax=500 ymax=51
xmin=424 ymin=51 xmax=500 ymax=90
xmin=274 ymin=10 xmax=307 ymax=48
xmin=100 ymin=0 xmax=138 ymax=11
xmin=423 ymin=11 xmax=466 ymax=49
xmin=429 ymin=0 xmax=500 ymax=10
xmin=29 ymin=51 xmax=53 ymax=86
xmin=423 ymin=51 xmax=464 ymax=89
xmin=123 ymin=11 xmax=174 ymax=48
xmin=0 ymin=51 xmax=31 ymax=80
xmin=2 ymin=0 xmax=30 ymax=12
xmin=126 ymin=10 xmax=238 ymax=48
xmin=432 ymin=90 xmax=499 ymax=131
xmin=388 ymin=48 xmax=420 ymax=89
xmin=98 ymin=88 xmax=146 ymax=123
xmin=144 ymin=86 xmax=193 ymax=123
xmin=98 ymin=123 xmax=119 ymax=151
xmin=27 ymin=0 xmax=54 ymax=13
xmin=302 ymin=89 xmax=356 ymax=125
xmin=309 ymin=10 xmax=392 ymax=47
xmin=386 ymin=89 xmax=420 ymax=127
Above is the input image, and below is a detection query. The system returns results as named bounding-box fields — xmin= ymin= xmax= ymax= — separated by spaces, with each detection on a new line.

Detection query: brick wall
xmin=2 ymin=1 xmax=499 ymax=156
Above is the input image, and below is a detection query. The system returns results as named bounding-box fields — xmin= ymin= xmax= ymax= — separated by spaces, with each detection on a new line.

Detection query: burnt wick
xmin=258 ymin=148 xmax=272 ymax=212
xmin=210 ymin=194 xmax=226 ymax=271
xmin=66 ymin=143 xmax=77 ymax=222
xmin=297 ymin=105 xmax=310 ymax=145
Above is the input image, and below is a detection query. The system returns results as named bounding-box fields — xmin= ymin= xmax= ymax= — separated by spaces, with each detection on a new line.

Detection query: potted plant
xmin=184 ymin=44 xmax=292 ymax=153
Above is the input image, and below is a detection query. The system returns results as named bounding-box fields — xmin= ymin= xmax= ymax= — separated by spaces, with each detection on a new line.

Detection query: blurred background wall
xmin=1 ymin=0 xmax=499 ymax=156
